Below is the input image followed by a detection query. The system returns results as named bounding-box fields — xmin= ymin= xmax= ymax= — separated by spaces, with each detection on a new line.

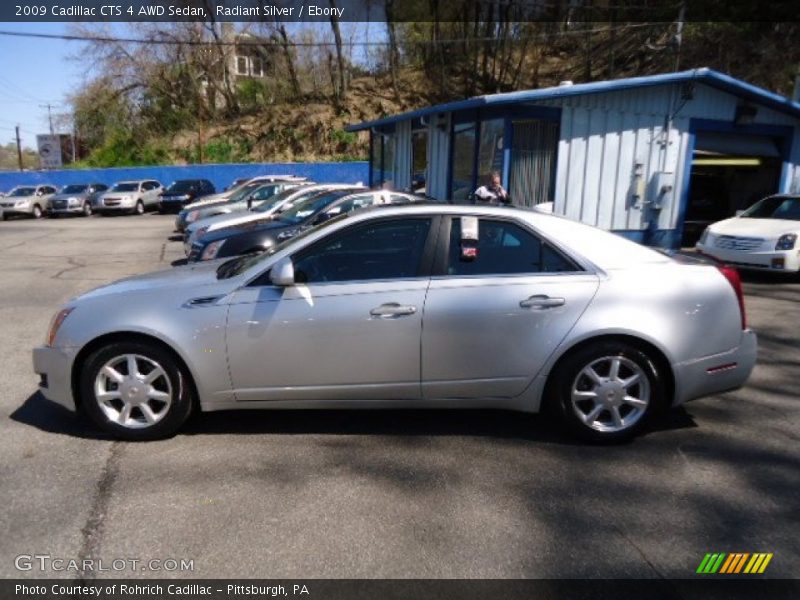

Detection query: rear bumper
xmin=32 ymin=345 xmax=76 ymax=411
xmin=696 ymin=243 xmax=800 ymax=272
xmin=672 ymin=329 xmax=757 ymax=406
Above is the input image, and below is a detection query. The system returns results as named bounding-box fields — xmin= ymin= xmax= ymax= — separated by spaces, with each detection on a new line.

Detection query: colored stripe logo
xmin=696 ymin=552 xmax=773 ymax=574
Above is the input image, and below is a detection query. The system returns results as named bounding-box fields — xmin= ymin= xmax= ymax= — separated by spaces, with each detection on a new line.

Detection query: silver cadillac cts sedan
xmin=33 ymin=205 xmax=757 ymax=442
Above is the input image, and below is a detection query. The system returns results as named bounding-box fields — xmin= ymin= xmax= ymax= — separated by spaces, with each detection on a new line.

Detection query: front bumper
xmin=672 ymin=329 xmax=757 ymax=406
xmin=696 ymin=242 xmax=800 ymax=272
xmin=1 ymin=206 xmax=33 ymax=216
xmin=32 ymin=345 xmax=76 ymax=411
xmin=50 ymin=206 xmax=85 ymax=215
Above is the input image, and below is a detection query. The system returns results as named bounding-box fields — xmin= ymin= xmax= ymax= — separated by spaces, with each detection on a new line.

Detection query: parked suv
xmin=1 ymin=184 xmax=57 ymax=220
xmin=93 ymin=180 xmax=163 ymax=216
xmin=48 ymin=183 xmax=108 ymax=217
xmin=158 ymin=179 xmax=216 ymax=213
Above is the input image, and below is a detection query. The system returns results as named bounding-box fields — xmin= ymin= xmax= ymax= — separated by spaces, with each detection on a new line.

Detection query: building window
xmin=382 ymin=134 xmax=396 ymax=187
xmin=369 ymin=131 xmax=396 ymax=188
xmin=477 ymin=118 xmax=505 ymax=186
xmin=451 ymin=122 xmax=477 ymax=201
xmin=236 ymin=56 xmax=248 ymax=76
xmin=411 ymin=129 xmax=428 ymax=193
xmin=251 ymin=56 xmax=265 ymax=77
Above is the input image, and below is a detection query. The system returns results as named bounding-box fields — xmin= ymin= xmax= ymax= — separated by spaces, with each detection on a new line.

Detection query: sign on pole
xmin=36 ymin=134 xmax=63 ymax=169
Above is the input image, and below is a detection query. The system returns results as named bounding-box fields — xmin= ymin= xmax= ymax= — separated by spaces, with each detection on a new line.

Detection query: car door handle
xmin=520 ymin=295 xmax=566 ymax=309
xmin=370 ymin=303 xmax=417 ymax=318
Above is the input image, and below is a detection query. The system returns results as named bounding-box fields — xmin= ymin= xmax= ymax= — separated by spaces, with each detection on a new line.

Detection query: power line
xmin=0 ymin=22 xmax=659 ymax=48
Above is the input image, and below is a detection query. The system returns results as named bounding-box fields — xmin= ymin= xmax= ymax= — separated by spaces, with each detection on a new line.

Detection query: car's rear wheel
xmin=548 ymin=341 xmax=664 ymax=443
xmin=80 ymin=342 xmax=194 ymax=440
xmin=32 ymin=204 xmax=43 ymax=219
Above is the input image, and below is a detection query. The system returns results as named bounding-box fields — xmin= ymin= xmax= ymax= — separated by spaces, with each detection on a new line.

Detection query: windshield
xmin=61 ymin=184 xmax=88 ymax=194
xmin=111 ymin=182 xmax=139 ymax=192
xmin=227 ymin=182 xmax=262 ymax=202
xmin=165 ymin=180 xmax=196 ymax=193
xmin=8 ymin=187 xmax=36 ymax=196
xmin=217 ymin=214 xmax=349 ymax=279
xmin=251 ymin=187 xmax=300 ymax=212
xmin=233 ymin=183 xmax=280 ymax=204
xmin=256 ymin=187 xmax=324 ymax=213
xmin=276 ymin=190 xmax=356 ymax=225
xmin=741 ymin=196 xmax=800 ymax=221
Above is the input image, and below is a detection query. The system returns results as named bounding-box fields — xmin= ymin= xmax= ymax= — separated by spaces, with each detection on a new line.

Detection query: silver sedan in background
xmin=33 ymin=205 xmax=756 ymax=442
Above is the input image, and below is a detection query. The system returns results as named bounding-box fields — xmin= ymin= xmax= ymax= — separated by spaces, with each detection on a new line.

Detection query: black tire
xmin=134 ymin=200 xmax=145 ymax=215
xmin=83 ymin=203 xmax=92 ymax=217
xmin=1 ymin=213 xmax=8 ymax=221
xmin=547 ymin=340 xmax=665 ymax=443
xmin=79 ymin=341 xmax=195 ymax=440
xmin=32 ymin=204 xmax=43 ymax=219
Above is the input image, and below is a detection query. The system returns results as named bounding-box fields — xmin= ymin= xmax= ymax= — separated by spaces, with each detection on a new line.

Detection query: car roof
xmin=343 ymin=203 xmax=672 ymax=270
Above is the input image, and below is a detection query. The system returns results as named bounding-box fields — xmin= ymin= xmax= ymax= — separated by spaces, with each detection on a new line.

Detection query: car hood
xmin=200 ymin=218 xmax=298 ymax=244
xmin=188 ymin=210 xmax=273 ymax=235
xmin=75 ymin=260 xmax=232 ymax=302
xmin=186 ymin=199 xmax=232 ymax=213
xmin=709 ymin=217 xmax=800 ymax=238
xmin=184 ymin=193 xmax=232 ymax=209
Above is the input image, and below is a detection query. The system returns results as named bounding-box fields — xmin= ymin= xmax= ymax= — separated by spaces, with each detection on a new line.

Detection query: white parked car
xmin=93 ymin=180 xmax=163 ymax=216
xmin=696 ymin=195 xmax=800 ymax=273
xmin=1 ymin=184 xmax=57 ymax=219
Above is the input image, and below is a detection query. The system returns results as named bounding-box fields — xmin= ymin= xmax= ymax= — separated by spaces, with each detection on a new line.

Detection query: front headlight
xmin=67 ymin=197 xmax=79 ymax=205
xmin=46 ymin=307 xmax=74 ymax=346
xmin=776 ymin=234 xmax=797 ymax=250
xmin=201 ymin=240 xmax=225 ymax=260
xmin=16 ymin=200 xmax=29 ymax=207
xmin=187 ymin=210 xmax=200 ymax=223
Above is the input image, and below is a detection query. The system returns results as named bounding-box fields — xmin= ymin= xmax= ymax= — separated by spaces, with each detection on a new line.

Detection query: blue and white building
xmin=347 ymin=68 xmax=800 ymax=248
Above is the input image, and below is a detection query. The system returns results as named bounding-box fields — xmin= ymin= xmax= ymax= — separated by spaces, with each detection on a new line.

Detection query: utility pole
xmin=15 ymin=125 xmax=23 ymax=171
xmin=40 ymin=103 xmax=54 ymax=135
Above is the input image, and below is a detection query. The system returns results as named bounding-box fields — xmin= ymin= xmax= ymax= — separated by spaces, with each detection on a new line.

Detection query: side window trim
xmin=432 ymin=215 xmax=585 ymax=278
xmin=289 ymin=215 xmax=440 ymax=285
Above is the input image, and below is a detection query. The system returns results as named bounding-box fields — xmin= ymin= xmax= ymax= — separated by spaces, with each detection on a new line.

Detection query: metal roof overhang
xmin=346 ymin=68 xmax=800 ymax=132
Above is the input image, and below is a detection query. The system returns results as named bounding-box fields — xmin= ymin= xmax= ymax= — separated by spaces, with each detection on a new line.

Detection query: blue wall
xmin=0 ymin=162 xmax=369 ymax=194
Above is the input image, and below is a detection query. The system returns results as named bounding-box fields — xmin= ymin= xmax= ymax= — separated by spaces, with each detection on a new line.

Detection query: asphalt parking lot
xmin=0 ymin=214 xmax=797 ymax=580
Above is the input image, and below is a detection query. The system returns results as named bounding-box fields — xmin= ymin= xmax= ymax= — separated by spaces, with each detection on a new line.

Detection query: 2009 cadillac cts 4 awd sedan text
xmin=33 ymin=205 xmax=757 ymax=442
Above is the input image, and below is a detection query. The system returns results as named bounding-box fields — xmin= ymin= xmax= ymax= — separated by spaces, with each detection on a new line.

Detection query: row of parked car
xmin=169 ymin=175 xmax=430 ymax=264
xmin=0 ymin=179 xmax=217 ymax=220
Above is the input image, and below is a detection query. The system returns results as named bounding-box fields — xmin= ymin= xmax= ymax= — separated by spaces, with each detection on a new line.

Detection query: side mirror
xmin=269 ymin=257 xmax=295 ymax=286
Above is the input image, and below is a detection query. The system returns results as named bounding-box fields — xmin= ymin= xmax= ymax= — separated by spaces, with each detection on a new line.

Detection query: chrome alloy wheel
xmin=570 ymin=355 xmax=650 ymax=433
xmin=94 ymin=354 xmax=173 ymax=429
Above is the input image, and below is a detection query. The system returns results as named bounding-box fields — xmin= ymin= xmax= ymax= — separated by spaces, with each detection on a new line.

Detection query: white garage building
xmin=347 ymin=68 xmax=800 ymax=248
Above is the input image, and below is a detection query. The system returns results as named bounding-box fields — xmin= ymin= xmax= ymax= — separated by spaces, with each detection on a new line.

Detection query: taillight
xmin=718 ymin=265 xmax=746 ymax=330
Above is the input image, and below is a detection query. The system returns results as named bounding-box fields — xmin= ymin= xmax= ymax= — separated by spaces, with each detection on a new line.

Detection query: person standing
xmin=473 ymin=171 xmax=511 ymax=205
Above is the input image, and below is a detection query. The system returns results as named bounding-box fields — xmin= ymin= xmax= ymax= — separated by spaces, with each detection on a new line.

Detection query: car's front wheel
xmin=83 ymin=203 xmax=92 ymax=216
xmin=134 ymin=200 xmax=145 ymax=215
xmin=32 ymin=204 xmax=43 ymax=219
xmin=80 ymin=341 xmax=194 ymax=440
xmin=548 ymin=341 xmax=664 ymax=443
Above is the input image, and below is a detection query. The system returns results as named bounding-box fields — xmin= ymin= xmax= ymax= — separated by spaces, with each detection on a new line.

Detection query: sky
xmin=0 ymin=23 xmax=85 ymax=150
